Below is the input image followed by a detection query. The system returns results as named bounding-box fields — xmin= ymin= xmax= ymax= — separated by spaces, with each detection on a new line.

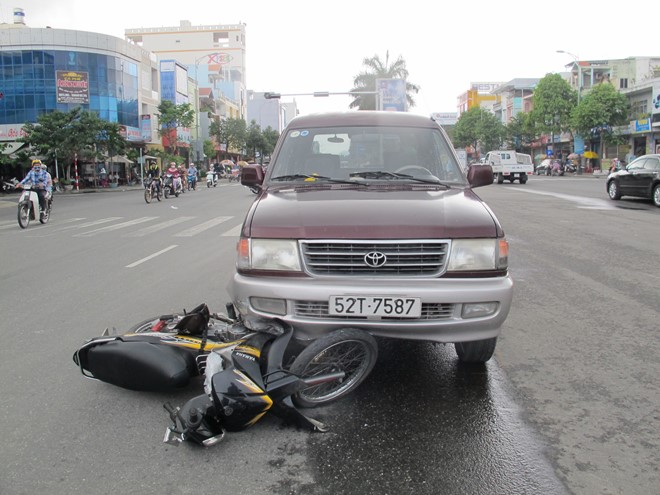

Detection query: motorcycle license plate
xmin=329 ymin=296 xmax=421 ymax=317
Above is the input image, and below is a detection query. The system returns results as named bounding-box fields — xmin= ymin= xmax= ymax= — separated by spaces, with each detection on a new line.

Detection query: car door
xmin=619 ymin=157 xmax=647 ymax=195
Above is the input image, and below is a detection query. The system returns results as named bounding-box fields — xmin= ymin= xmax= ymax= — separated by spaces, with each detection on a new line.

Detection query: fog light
xmin=250 ymin=297 xmax=286 ymax=315
xmin=462 ymin=302 xmax=498 ymax=319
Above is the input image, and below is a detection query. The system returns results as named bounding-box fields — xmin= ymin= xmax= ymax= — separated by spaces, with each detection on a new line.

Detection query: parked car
xmin=606 ymin=154 xmax=660 ymax=207
xmin=233 ymin=111 xmax=513 ymax=363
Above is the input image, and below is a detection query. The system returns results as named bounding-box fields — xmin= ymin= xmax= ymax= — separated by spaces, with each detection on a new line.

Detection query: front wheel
xmin=497 ymin=173 xmax=504 ymax=184
xmin=164 ymin=187 xmax=170 ymax=199
xmin=454 ymin=337 xmax=497 ymax=363
xmin=17 ymin=202 xmax=30 ymax=229
xmin=144 ymin=187 xmax=152 ymax=204
xmin=607 ymin=180 xmax=621 ymax=200
xmin=289 ymin=328 xmax=378 ymax=408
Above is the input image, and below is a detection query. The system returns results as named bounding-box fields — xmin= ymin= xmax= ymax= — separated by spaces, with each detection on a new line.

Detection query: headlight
xmin=447 ymin=238 xmax=508 ymax=271
xmin=237 ymin=238 xmax=302 ymax=271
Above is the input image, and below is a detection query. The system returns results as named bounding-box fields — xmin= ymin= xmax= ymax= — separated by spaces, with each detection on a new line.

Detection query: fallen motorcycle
xmin=73 ymin=303 xmax=378 ymax=446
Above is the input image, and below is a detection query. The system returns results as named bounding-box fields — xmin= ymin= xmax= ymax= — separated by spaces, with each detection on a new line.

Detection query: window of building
xmin=620 ymin=78 xmax=628 ymax=89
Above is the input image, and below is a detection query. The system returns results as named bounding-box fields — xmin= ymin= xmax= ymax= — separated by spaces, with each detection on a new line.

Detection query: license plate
xmin=329 ymin=296 xmax=421 ymax=317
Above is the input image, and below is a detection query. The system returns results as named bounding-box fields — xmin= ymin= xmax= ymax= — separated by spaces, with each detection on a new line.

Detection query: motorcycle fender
xmin=82 ymin=340 xmax=198 ymax=391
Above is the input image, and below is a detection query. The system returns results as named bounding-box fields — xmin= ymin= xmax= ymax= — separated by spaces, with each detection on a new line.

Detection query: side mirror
xmin=467 ymin=164 xmax=494 ymax=188
xmin=241 ymin=164 xmax=264 ymax=187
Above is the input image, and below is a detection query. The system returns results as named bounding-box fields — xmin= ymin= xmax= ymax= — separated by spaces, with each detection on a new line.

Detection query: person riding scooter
xmin=16 ymin=159 xmax=50 ymax=217
xmin=166 ymin=162 xmax=182 ymax=193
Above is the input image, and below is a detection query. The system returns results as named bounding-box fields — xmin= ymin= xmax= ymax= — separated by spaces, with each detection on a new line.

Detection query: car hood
xmin=243 ymin=187 xmax=503 ymax=239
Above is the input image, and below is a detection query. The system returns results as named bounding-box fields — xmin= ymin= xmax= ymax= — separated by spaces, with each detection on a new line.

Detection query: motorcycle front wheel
xmin=164 ymin=187 xmax=170 ymax=199
xmin=289 ymin=328 xmax=378 ymax=408
xmin=17 ymin=202 xmax=30 ymax=229
xmin=144 ymin=187 xmax=152 ymax=204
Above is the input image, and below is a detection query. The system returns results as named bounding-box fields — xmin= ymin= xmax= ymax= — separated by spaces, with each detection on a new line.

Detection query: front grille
xmin=294 ymin=301 xmax=455 ymax=320
xmin=301 ymin=240 xmax=449 ymax=276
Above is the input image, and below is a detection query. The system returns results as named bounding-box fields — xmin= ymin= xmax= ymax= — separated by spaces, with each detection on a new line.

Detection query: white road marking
xmin=222 ymin=224 xmax=243 ymax=237
xmin=174 ymin=216 xmax=232 ymax=237
xmin=74 ymin=217 xmax=157 ymax=237
xmin=125 ymin=216 xmax=194 ymax=237
xmin=507 ymin=187 xmax=617 ymax=210
xmin=126 ymin=244 xmax=178 ymax=268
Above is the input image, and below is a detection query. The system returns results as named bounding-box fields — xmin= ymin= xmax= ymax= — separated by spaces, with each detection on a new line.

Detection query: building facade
xmin=0 ymin=13 xmax=160 ymax=149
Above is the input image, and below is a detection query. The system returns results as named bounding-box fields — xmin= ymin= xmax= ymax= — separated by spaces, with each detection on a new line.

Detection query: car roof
xmin=285 ymin=111 xmax=441 ymax=130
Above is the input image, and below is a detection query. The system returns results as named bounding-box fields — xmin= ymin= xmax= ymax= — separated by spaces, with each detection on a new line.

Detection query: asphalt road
xmin=0 ymin=176 xmax=657 ymax=494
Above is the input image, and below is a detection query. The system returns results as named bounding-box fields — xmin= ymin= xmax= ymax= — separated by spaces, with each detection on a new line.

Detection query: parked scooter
xmin=2 ymin=177 xmax=19 ymax=193
xmin=16 ymin=184 xmax=51 ymax=228
xmin=206 ymin=171 xmax=218 ymax=188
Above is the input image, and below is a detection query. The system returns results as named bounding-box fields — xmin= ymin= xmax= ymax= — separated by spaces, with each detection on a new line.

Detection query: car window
xmin=271 ymin=125 xmax=466 ymax=184
xmin=643 ymin=158 xmax=660 ymax=170
xmin=627 ymin=158 xmax=646 ymax=170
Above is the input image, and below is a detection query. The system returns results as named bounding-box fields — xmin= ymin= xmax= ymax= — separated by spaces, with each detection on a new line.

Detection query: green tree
xmin=505 ymin=112 xmax=537 ymax=152
xmin=453 ymin=107 xmax=505 ymax=155
xmin=531 ymin=73 xmax=577 ymax=136
xmin=20 ymin=108 xmax=125 ymax=179
xmin=203 ymin=139 xmax=216 ymax=164
xmin=570 ymin=83 xmax=629 ymax=152
xmin=349 ymin=51 xmax=420 ymax=110
xmin=209 ymin=117 xmax=246 ymax=157
xmin=245 ymin=120 xmax=265 ymax=160
xmin=261 ymin=126 xmax=279 ymax=162
xmin=156 ymin=100 xmax=195 ymax=155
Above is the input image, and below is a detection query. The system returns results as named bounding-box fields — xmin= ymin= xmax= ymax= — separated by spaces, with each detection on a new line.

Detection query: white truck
xmin=485 ymin=150 xmax=534 ymax=184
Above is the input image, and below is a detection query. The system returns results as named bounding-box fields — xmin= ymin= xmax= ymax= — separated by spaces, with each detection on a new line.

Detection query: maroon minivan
xmin=232 ymin=111 xmax=513 ymax=363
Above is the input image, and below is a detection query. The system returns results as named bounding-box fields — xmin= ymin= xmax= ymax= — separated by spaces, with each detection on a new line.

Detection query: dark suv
xmin=232 ymin=111 xmax=513 ymax=363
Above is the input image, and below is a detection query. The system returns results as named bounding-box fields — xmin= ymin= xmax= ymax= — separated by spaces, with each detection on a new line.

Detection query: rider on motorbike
xmin=166 ymin=162 xmax=181 ymax=192
xmin=187 ymin=163 xmax=198 ymax=189
xmin=147 ymin=161 xmax=161 ymax=193
xmin=17 ymin=159 xmax=50 ymax=217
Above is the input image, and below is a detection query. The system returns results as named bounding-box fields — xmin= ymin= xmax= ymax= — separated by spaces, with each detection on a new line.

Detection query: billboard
xmin=56 ymin=71 xmax=89 ymax=104
xmin=377 ymin=78 xmax=407 ymax=112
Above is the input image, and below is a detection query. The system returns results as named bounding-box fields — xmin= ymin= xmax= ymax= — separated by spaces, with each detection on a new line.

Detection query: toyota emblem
xmin=364 ymin=251 xmax=387 ymax=268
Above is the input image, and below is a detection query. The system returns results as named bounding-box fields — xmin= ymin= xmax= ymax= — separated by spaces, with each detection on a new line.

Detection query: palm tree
xmin=349 ymin=51 xmax=420 ymax=110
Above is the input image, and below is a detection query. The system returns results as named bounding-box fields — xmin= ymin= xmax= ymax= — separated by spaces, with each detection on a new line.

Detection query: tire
xmin=653 ymin=184 xmax=660 ymax=208
xmin=164 ymin=187 xmax=170 ymax=199
xmin=497 ymin=173 xmax=504 ymax=184
xmin=17 ymin=203 xmax=30 ymax=229
xmin=289 ymin=328 xmax=378 ymax=408
xmin=454 ymin=337 xmax=497 ymax=363
xmin=520 ymin=174 xmax=528 ymax=184
xmin=156 ymin=187 xmax=162 ymax=202
xmin=607 ymin=180 xmax=621 ymax=200
xmin=144 ymin=187 xmax=152 ymax=204
xmin=39 ymin=203 xmax=50 ymax=224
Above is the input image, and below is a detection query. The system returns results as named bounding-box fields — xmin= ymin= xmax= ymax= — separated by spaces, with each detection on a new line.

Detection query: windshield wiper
xmin=349 ymin=170 xmax=450 ymax=186
xmin=270 ymin=174 xmax=356 ymax=185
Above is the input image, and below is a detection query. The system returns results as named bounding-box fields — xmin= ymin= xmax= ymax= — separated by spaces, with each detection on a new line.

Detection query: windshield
xmin=269 ymin=125 xmax=466 ymax=185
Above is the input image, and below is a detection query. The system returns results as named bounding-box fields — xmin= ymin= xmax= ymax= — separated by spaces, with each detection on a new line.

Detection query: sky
xmin=2 ymin=0 xmax=654 ymax=117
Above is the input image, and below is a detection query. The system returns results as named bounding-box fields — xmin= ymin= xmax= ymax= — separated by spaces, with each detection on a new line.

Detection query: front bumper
xmin=228 ymin=273 xmax=513 ymax=343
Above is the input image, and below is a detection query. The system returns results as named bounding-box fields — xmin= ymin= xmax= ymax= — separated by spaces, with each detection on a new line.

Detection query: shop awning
xmin=1 ymin=141 xmax=27 ymax=155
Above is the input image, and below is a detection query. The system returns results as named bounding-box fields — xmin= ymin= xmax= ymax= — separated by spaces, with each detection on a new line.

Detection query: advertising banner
xmin=377 ymin=78 xmax=407 ymax=112
xmin=56 ymin=71 xmax=89 ymax=104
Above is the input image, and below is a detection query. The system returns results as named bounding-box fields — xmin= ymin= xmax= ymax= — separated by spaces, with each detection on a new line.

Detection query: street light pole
xmin=557 ymin=50 xmax=581 ymax=104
